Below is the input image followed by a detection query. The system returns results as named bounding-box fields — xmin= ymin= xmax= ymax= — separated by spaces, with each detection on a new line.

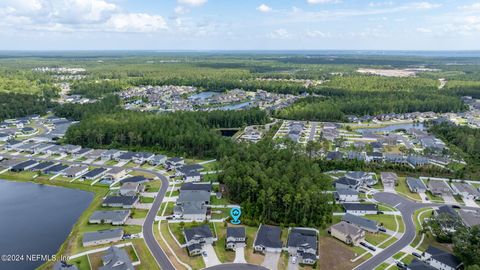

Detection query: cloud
xmin=411 ymin=2 xmax=442 ymax=10
xmin=416 ymin=27 xmax=432 ymax=33
xmin=0 ymin=0 xmax=167 ymax=33
xmin=268 ymin=28 xmax=293 ymax=39
xmin=257 ymin=4 xmax=272 ymax=13
xmin=174 ymin=6 xmax=189 ymax=15
xmin=177 ymin=0 xmax=207 ymax=7
xmin=307 ymin=0 xmax=341 ymax=4
xmin=459 ymin=3 xmax=480 ymax=12
xmin=106 ymin=13 xmax=167 ymax=32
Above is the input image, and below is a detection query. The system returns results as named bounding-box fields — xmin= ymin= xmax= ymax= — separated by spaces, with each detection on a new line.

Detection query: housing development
xmin=2 ymin=1 xmax=480 ymax=270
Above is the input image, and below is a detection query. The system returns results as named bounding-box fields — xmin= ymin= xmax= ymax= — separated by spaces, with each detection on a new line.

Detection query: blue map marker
xmin=230 ymin=207 xmax=241 ymax=225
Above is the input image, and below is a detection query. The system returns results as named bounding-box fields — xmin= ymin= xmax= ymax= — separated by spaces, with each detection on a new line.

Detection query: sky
xmin=0 ymin=0 xmax=479 ymax=50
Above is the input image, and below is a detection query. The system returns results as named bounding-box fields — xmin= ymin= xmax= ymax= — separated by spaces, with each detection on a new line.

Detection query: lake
xmin=357 ymin=123 xmax=425 ymax=134
xmin=0 ymin=180 xmax=93 ymax=270
xmin=219 ymin=101 xmax=251 ymax=110
xmin=188 ymin=91 xmax=219 ymax=100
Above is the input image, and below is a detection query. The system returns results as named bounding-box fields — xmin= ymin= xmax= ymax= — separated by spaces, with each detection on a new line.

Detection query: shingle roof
xmin=83 ymin=229 xmax=123 ymax=243
xmin=254 ymin=224 xmax=282 ymax=249
xmin=425 ymin=245 xmax=462 ymax=268
xmin=342 ymin=213 xmax=378 ymax=231
xmin=227 ymin=227 xmax=246 ymax=239
xmin=184 ymin=224 xmax=213 ymax=242
xmin=407 ymin=258 xmax=436 ymax=270
xmin=99 ymin=246 xmax=134 ymax=270
xmin=342 ymin=203 xmax=378 ymax=212
xmin=287 ymin=228 xmax=317 ymax=251
xmin=180 ymin=182 xmax=212 ymax=192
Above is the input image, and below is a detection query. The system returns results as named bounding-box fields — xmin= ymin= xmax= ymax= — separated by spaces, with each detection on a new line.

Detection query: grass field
xmin=395 ymin=177 xmax=421 ymax=201
xmin=365 ymin=214 xmax=404 ymax=233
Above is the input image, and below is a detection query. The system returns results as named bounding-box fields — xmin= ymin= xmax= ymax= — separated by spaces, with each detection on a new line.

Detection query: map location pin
xmin=230 ymin=207 xmax=241 ymax=225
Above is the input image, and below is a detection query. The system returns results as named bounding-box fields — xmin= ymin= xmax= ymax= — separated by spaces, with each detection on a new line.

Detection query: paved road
xmin=355 ymin=192 xmax=480 ymax=270
xmin=0 ymin=153 xmax=175 ymax=270
xmin=308 ymin=122 xmax=317 ymax=141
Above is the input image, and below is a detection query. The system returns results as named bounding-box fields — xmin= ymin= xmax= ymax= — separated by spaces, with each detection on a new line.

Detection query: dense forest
xmin=275 ymin=92 xmax=466 ymax=121
xmin=218 ymin=141 xmax=334 ymax=227
xmin=0 ymin=93 xmax=53 ymax=121
xmin=53 ymin=95 xmax=122 ymax=120
xmin=63 ymin=108 xmax=268 ymax=158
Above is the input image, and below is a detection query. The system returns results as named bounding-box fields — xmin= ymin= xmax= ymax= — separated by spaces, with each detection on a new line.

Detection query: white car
xmin=291 ymin=256 xmax=297 ymax=264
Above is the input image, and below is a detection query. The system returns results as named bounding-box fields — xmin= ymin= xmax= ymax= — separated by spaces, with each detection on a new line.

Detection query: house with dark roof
xmin=407 ymin=177 xmax=427 ymax=193
xmin=62 ymin=165 xmax=89 ymax=178
xmin=82 ymin=229 xmax=124 ymax=247
xmin=82 ymin=168 xmax=108 ymax=180
xmin=287 ymin=228 xmax=318 ymax=265
xmin=334 ymin=188 xmax=359 ymax=202
xmin=342 ymin=203 xmax=378 ymax=215
xmin=29 ymin=161 xmax=55 ymax=171
xmin=102 ymin=196 xmax=139 ymax=209
xmin=428 ymin=180 xmax=452 ymax=196
xmin=149 ymin=154 xmax=167 ymax=166
xmin=99 ymin=246 xmax=134 ymax=270
xmin=407 ymin=258 xmax=436 ymax=270
xmin=0 ymin=132 xmax=14 ymax=142
xmin=120 ymin=175 xmax=149 ymax=185
xmin=101 ymin=149 xmax=122 ymax=161
xmin=334 ymin=177 xmax=361 ymax=191
xmin=183 ymin=225 xmax=216 ymax=256
xmin=89 ymin=210 xmax=131 ymax=225
xmin=176 ymin=164 xmax=204 ymax=176
xmin=165 ymin=157 xmax=185 ymax=170
xmin=115 ymin=152 xmax=136 ymax=162
xmin=253 ymin=224 xmax=283 ymax=253
xmin=422 ymin=245 xmax=462 ymax=270
xmin=342 ymin=213 xmax=379 ymax=233
xmin=226 ymin=226 xmax=246 ymax=250
xmin=366 ymin=152 xmax=384 ymax=163
xmin=120 ymin=182 xmax=144 ymax=196
xmin=180 ymin=182 xmax=212 ymax=192
xmin=132 ymin=152 xmax=155 ymax=164
xmin=458 ymin=209 xmax=480 ymax=228
xmin=10 ymin=160 xmax=39 ymax=172
xmin=345 ymin=171 xmax=377 ymax=186
xmin=43 ymin=164 xmax=68 ymax=174
xmin=434 ymin=205 xmax=461 ymax=233
xmin=451 ymin=182 xmax=480 ymax=200
xmin=326 ymin=151 xmax=343 ymax=161
xmin=184 ymin=171 xmax=202 ymax=182
xmin=72 ymin=148 xmax=92 ymax=158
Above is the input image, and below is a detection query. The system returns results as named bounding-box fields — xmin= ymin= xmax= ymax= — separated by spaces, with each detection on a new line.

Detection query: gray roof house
xmin=132 ymin=152 xmax=155 ymax=164
xmin=180 ymin=182 xmax=212 ymax=192
xmin=342 ymin=203 xmax=378 ymax=215
xmin=334 ymin=188 xmax=359 ymax=203
xmin=334 ymin=177 xmax=361 ymax=191
xmin=89 ymin=210 xmax=131 ymax=225
xmin=254 ymin=224 xmax=283 ymax=253
xmin=184 ymin=225 xmax=215 ymax=256
xmin=458 ymin=209 xmax=480 ymax=228
xmin=43 ymin=164 xmax=68 ymax=174
xmin=451 ymin=182 xmax=480 ymax=200
xmin=10 ymin=160 xmax=39 ymax=172
xmin=422 ymin=245 xmax=462 ymax=270
xmin=149 ymin=154 xmax=167 ymax=166
xmin=119 ymin=182 xmax=144 ymax=196
xmin=380 ymin=172 xmax=398 ymax=187
xmin=342 ymin=213 xmax=379 ymax=233
xmin=99 ymin=246 xmax=134 ymax=270
xmin=287 ymin=228 xmax=318 ymax=265
xmin=82 ymin=168 xmax=108 ymax=180
xmin=226 ymin=227 xmax=246 ymax=250
xmin=120 ymin=175 xmax=149 ymax=184
xmin=428 ymin=180 xmax=452 ymax=195
xmin=345 ymin=171 xmax=377 ymax=186
xmin=407 ymin=258 xmax=436 ymax=270
xmin=406 ymin=177 xmax=427 ymax=193
xmin=84 ymin=149 xmax=106 ymax=160
xmin=102 ymin=196 xmax=139 ymax=209
xmin=62 ymin=165 xmax=89 ymax=178
xmin=82 ymin=229 xmax=124 ymax=247
xmin=329 ymin=221 xmax=365 ymax=246
xmin=101 ymin=149 xmax=122 ymax=160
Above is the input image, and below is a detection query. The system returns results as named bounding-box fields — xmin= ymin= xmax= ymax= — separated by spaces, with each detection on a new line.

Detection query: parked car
xmin=377 ymin=211 xmax=384 ymax=215
xmin=412 ymin=252 xmax=422 ymax=258
xmin=202 ymin=251 xmax=207 ymax=257
xmin=452 ymin=205 xmax=461 ymax=209
xmin=379 ymin=227 xmax=387 ymax=233
xmin=291 ymin=256 xmax=297 ymax=264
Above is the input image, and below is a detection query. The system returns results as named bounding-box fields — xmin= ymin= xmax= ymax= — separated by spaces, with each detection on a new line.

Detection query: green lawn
xmin=211 ymin=196 xmax=229 ymax=206
xmin=213 ymin=223 xmax=235 ymax=263
xmin=68 ymin=255 xmax=91 ymax=270
xmin=425 ymin=191 xmax=444 ymax=203
xmin=395 ymin=177 xmax=421 ymax=201
xmin=140 ymin=196 xmax=154 ymax=203
xmin=132 ymin=209 xmax=148 ymax=219
xmin=145 ymin=180 xmax=161 ymax=192
xmin=365 ymin=232 xmax=390 ymax=246
xmin=364 ymin=214 xmax=404 ymax=233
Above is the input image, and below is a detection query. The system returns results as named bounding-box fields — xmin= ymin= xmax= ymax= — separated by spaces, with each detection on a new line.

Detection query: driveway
xmin=463 ymin=198 xmax=479 ymax=208
xmin=262 ymin=252 xmax=280 ymax=270
xmin=202 ymin=243 xmax=221 ymax=267
xmin=442 ymin=193 xmax=457 ymax=204
xmin=384 ymin=184 xmax=396 ymax=193
xmin=287 ymin=256 xmax=299 ymax=270
xmin=234 ymin=245 xmax=247 ymax=264
xmin=419 ymin=192 xmax=429 ymax=203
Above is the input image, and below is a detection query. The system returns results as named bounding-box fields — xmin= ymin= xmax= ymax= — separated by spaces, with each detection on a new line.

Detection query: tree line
xmin=0 ymin=93 xmax=53 ymax=121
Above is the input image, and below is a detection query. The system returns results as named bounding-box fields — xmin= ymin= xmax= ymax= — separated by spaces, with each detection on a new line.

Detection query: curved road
xmin=0 ymin=153 xmax=175 ymax=270
xmin=355 ymin=192 xmax=479 ymax=270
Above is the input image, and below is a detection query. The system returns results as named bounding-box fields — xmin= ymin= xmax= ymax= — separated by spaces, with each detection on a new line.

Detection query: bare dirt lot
xmin=319 ymin=236 xmax=364 ymax=270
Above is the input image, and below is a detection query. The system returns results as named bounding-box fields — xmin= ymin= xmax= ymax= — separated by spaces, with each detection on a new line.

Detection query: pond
xmin=0 ymin=180 xmax=93 ymax=270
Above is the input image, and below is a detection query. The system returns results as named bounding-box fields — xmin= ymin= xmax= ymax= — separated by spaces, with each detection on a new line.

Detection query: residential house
xmin=0 ymin=132 xmax=14 ymax=142
xmin=345 ymin=171 xmax=377 ymax=186
xmin=53 ymin=261 xmax=78 ymax=270
xmin=174 ymin=183 xmax=211 ymax=220
xmin=115 ymin=152 xmax=136 ymax=162
xmin=428 ymin=180 xmax=452 ymax=196
xmin=72 ymin=148 xmax=92 ymax=158
xmin=407 ymin=177 xmax=427 ymax=193
xmin=120 ymin=176 xmax=149 ymax=185
xmin=342 ymin=203 xmax=378 ymax=215
xmin=10 ymin=160 xmax=39 ymax=172
xmin=132 ymin=152 xmax=155 ymax=164
xmin=103 ymin=168 xmax=127 ymax=181
xmin=326 ymin=151 xmax=343 ymax=161
xmin=329 ymin=221 xmax=365 ymax=246
xmin=165 ymin=157 xmax=185 ymax=170
xmin=366 ymin=152 xmax=384 ymax=163
xmin=184 ymin=225 xmax=215 ymax=256
xmin=334 ymin=188 xmax=359 ymax=203
xmin=102 ymin=196 xmax=139 ymax=209
xmin=458 ymin=210 xmax=480 ymax=228
xmin=99 ymin=246 xmax=134 ymax=270
xmin=226 ymin=227 xmax=246 ymax=250
xmin=407 ymin=155 xmax=430 ymax=167
xmin=84 ymin=149 xmax=106 ymax=160
xmin=184 ymin=171 xmax=202 ymax=182
xmin=89 ymin=210 xmax=131 ymax=225
xmin=82 ymin=229 xmax=124 ymax=247
xmin=253 ymin=224 xmax=283 ymax=253
xmin=82 ymin=168 xmax=108 ymax=180
xmin=334 ymin=177 xmax=361 ymax=191
xmin=101 ymin=149 xmax=122 ymax=161
xmin=29 ymin=161 xmax=55 ymax=172
xmin=451 ymin=182 xmax=480 ymax=200
xmin=342 ymin=213 xmax=379 ymax=233
xmin=119 ymin=182 xmax=144 ymax=196
xmin=380 ymin=172 xmax=398 ymax=188
xmin=422 ymin=245 xmax=463 ymax=270
xmin=62 ymin=165 xmax=89 ymax=178
xmin=176 ymin=164 xmax=204 ymax=176
xmin=287 ymin=228 xmax=318 ymax=265
xmin=43 ymin=164 xmax=68 ymax=175
xmin=149 ymin=154 xmax=167 ymax=166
